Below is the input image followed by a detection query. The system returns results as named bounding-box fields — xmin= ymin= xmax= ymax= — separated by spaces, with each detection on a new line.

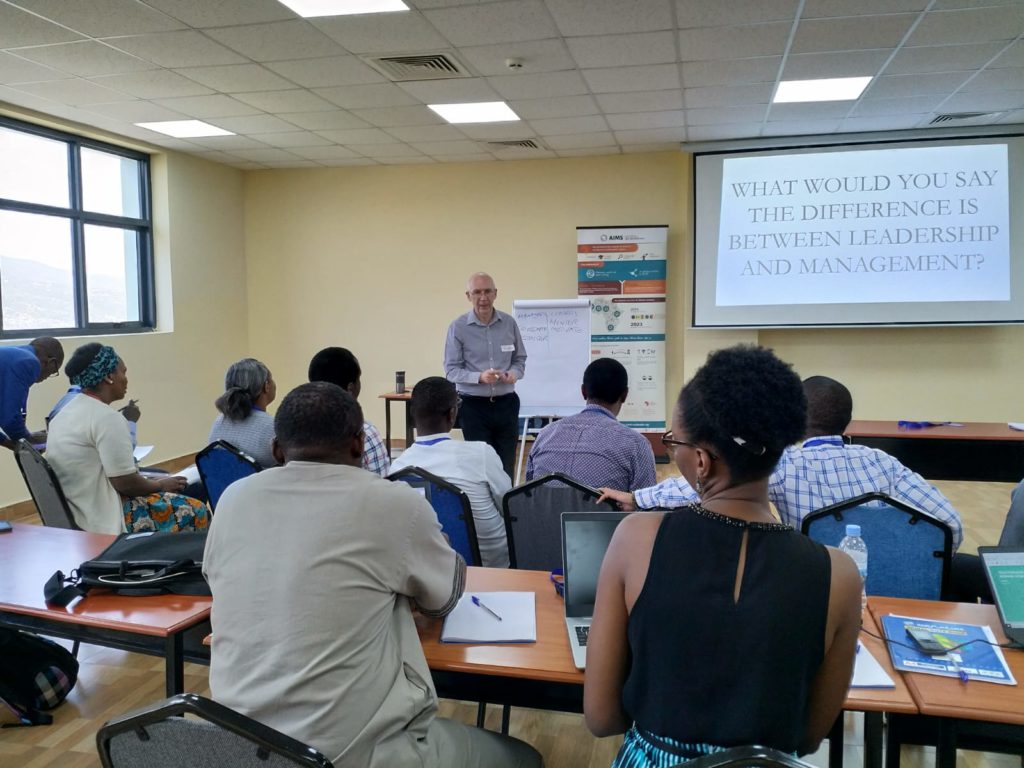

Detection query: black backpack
xmin=0 ymin=629 xmax=79 ymax=727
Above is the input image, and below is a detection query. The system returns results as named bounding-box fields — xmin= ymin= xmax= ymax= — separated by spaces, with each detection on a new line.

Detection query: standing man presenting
xmin=444 ymin=272 xmax=526 ymax=479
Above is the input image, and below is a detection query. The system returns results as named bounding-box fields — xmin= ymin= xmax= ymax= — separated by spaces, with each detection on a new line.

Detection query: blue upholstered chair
xmin=388 ymin=466 xmax=482 ymax=567
xmin=195 ymin=441 xmax=261 ymax=512
xmin=801 ymin=492 xmax=953 ymax=600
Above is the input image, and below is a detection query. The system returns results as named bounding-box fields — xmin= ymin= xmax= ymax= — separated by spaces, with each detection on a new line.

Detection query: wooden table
xmin=869 ymin=597 xmax=1024 ymax=768
xmin=379 ymin=391 xmax=412 ymax=456
xmin=419 ymin=568 xmax=915 ymax=767
xmin=846 ymin=420 xmax=1024 ymax=482
xmin=0 ymin=524 xmax=212 ymax=696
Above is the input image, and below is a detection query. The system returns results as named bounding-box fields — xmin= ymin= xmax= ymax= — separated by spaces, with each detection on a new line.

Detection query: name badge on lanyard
xmin=501 ymin=344 xmax=515 ymax=352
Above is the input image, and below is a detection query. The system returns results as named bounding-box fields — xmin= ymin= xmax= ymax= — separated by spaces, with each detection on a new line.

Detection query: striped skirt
xmin=613 ymin=725 xmax=725 ymax=768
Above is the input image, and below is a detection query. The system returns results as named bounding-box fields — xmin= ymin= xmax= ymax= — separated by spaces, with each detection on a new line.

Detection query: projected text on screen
xmin=716 ymin=144 xmax=1010 ymax=307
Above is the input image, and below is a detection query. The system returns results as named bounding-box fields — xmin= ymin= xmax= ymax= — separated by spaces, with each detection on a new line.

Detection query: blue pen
xmin=471 ymin=595 xmax=502 ymax=621
xmin=949 ymin=655 xmax=969 ymax=684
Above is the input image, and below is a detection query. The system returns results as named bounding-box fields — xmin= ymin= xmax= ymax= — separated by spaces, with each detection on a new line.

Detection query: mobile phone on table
xmin=0 ymin=521 xmax=12 ymax=533
xmin=906 ymin=626 xmax=947 ymax=655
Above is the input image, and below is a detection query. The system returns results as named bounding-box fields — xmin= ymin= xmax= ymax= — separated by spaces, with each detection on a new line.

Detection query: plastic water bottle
xmin=839 ymin=524 xmax=868 ymax=617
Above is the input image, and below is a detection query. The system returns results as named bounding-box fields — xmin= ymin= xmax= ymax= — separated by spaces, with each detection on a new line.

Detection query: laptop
xmin=978 ymin=546 xmax=1024 ymax=647
xmin=561 ymin=511 xmax=629 ymax=670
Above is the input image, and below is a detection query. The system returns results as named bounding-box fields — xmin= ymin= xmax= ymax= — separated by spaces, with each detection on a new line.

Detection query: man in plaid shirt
xmin=600 ymin=375 xmax=963 ymax=550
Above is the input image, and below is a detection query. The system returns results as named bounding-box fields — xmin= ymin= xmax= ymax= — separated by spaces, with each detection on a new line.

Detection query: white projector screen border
xmin=692 ymin=131 xmax=1024 ymax=328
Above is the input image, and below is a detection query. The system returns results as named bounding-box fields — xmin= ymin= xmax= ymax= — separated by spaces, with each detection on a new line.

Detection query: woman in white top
xmin=208 ymin=358 xmax=277 ymax=468
xmin=46 ymin=343 xmax=207 ymax=535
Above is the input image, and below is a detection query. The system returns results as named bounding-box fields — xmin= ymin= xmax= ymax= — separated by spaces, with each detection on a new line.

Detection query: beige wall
xmin=0 ymin=146 xmax=248 ymax=507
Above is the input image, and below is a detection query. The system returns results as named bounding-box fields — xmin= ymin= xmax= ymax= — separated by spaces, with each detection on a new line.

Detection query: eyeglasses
xmin=661 ymin=430 xmax=718 ymax=459
xmin=469 ymin=288 xmax=496 ymax=297
xmin=46 ymin=357 xmax=60 ymax=379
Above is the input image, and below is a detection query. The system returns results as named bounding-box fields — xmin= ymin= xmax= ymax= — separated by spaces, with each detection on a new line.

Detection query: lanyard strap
xmin=417 ymin=437 xmax=452 ymax=446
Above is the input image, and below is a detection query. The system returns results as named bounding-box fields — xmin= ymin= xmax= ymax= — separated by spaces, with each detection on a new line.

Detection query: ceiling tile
xmin=678 ymin=23 xmax=792 ymax=61
xmin=595 ymin=90 xmax=682 ymax=114
xmin=612 ymin=126 xmax=686 ymax=143
xmin=990 ymin=40 xmax=1024 ymax=68
xmin=566 ymin=31 xmax=676 ymax=69
xmin=266 ymin=56 xmax=385 ymax=88
xmin=430 ymin=153 xmax=495 ymax=162
xmin=685 ymin=105 xmax=769 ymax=124
xmin=396 ymin=77 xmax=500 ymax=103
xmin=185 ymin=134 xmax=269 ymax=150
xmin=761 ymin=118 xmax=842 ymax=135
xmin=675 ymin=0 xmax=800 ymax=27
xmin=0 ymin=83 xmax=63 ymax=110
xmin=9 ymin=77 xmax=128 ymax=105
xmin=261 ymin=159 xmax=322 ymax=167
xmin=174 ymin=63 xmax=295 ymax=92
xmin=791 ymin=15 xmax=917 ymax=54
xmin=557 ymin=146 xmax=620 ymax=156
xmin=16 ymin=41 xmax=155 ymax=78
xmin=488 ymin=70 xmax=589 ymax=99
xmin=681 ymin=57 xmax=781 ymax=87
xmin=316 ymin=157 xmax=378 ymax=166
xmin=312 ymin=83 xmax=419 ymax=109
xmin=581 ymin=63 xmax=680 ymax=93
xmin=205 ymin=21 xmax=345 ymax=62
xmin=376 ymin=156 xmax=436 ymax=165
xmin=996 ymin=108 xmax=1024 ymax=124
xmin=494 ymin=145 xmax=556 ymax=159
xmin=606 ymin=110 xmax=685 ymax=130
xmin=314 ymin=127 xmax=398 ymax=144
xmin=289 ymin=145 xmax=361 ymax=160
xmin=459 ymin=39 xmax=575 ymax=75
xmin=140 ymin=0 xmax=294 ymax=27
xmin=386 ymin=124 xmax=465 ymax=141
xmin=82 ymin=99 xmax=185 ymax=122
xmin=960 ymin=67 xmax=1024 ymax=92
xmin=864 ymin=72 xmax=972 ymax=98
xmin=527 ymin=114 xmax=608 ymax=134
xmin=91 ymin=69 xmax=214 ymax=99
xmin=508 ymin=93 xmax=598 ymax=118
xmin=278 ymin=110 xmax=371 ymax=130
xmin=767 ymin=101 xmax=853 ymax=120
xmin=192 ymin=149 xmax=248 ymax=164
xmin=685 ymin=83 xmax=773 ymax=108
xmin=685 ymin=123 xmax=763 ymax=141
xmin=0 ymin=4 xmax=84 ymax=48
xmin=548 ymin=0 xmax=673 ymax=35
xmin=12 ymin=0 xmax=185 ymax=37
xmin=781 ymin=49 xmax=892 ymax=80
xmin=104 ymin=31 xmax=247 ymax=68
xmin=348 ymin=142 xmax=422 ymax=157
xmin=886 ymin=42 xmax=1007 ymax=74
xmin=350 ymin=104 xmax=442 ymax=127
xmin=907 ymin=6 xmax=1023 ymax=47
xmin=0 ymin=51 xmax=65 ymax=84
xmin=252 ymin=131 xmax=334 ymax=147
xmin=622 ymin=142 xmax=679 ymax=153
xmin=409 ymin=138 xmax=484 ymax=154
xmin=152 ymin=93 xmax=262 ymax=118
xmin=542 ymin=131 xmax=616 ymax=149
xmin=802 ymin=0 xmax=929 ymax=17
xmin=930 ymin=0 xmax=1024 ymax=9
xmin=311 ymin=12 xmax=449 ymax=54
xmin=456 ymin=122 xmax=536 ymax=139
xmin=939 ymin=89 xmax=1024 ymax=112
xmin=839 ymin=115 xmax=928 ymax=132
xmin=229 ymin=147 xmax=307 ymax=163
xmin=208 ymin=113 xmax=301 ymax=133
xmin=849 ymin=95 xmax=944 ymax=116
xmin=233 ymin=89 xmax=336 ymax=113
xmin=423 ymin=0 xmax=561 ymax=46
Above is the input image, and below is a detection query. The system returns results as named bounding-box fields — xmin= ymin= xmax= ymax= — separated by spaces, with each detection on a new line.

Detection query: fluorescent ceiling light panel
xmin=428 ymin=101 xmax=520 ymax=124
xmin=276 ymin=0 xmax=409 ymax=17
xmin=135 ymin=120 xmax=234 ymax=138
xmin=773 ymin=76 xmax=872 ymax=103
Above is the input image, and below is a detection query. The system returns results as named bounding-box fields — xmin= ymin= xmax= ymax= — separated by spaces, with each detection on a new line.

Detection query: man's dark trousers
xmin=458 ymin=392 xmax=520 ymax=480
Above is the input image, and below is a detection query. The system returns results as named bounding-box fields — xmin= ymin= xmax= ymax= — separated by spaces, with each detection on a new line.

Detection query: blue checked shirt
xmin=633 ymin=436 xmax=963 ymax=550
xmin=526 ymin=404 xmax=657 ymax=491
xmin=362 ymin=420 xmax=390 ymax=476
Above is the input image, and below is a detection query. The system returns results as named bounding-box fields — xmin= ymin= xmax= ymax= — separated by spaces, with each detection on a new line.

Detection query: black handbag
xmin=44 ymin=530 xmax=211 ymax=607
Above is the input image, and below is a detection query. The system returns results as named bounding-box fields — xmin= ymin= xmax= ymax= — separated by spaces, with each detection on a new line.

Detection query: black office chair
xmin=388 ymin=466 xmax=482 ymax=566
xmin=502 ymin=472 xmax=617 ymax=571
xmin=97 ymin=693 xmax=333 ymax=767
xmin=195 ymin=441 xmax=262 ymax=512
xmin=13 ymin=439 xmax=80 ymax=530
xmin=675 ymin=746 xmax=817 ymax=768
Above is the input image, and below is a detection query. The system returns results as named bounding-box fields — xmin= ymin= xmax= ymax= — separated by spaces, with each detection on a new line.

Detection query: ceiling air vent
xmin=929 ymin=112 xmax=1001 ymax=126
xmin=487 ymin=139 xmax=542 ymax=150
xmin=364 ymin=52 xmax=471 ymax=82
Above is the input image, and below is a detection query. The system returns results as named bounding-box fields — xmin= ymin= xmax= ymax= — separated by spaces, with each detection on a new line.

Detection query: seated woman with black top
xmin=584 ymin=345 xmax=861 ymax=767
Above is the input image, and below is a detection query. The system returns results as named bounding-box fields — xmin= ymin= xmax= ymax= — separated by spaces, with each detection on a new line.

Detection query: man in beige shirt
xmin=203 ymin=382 xmax=541 ymax=768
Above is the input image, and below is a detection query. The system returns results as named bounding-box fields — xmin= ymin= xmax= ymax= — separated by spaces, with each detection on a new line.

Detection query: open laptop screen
xmin=562 ymin=512 xmax=628 ymax=618
xmin=980 ymin=548 xmax=1024 ymax=629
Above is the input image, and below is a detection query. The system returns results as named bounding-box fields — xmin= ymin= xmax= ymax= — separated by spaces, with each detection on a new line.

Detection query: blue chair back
xmin=389 ymin=467 xmax=481 ymax=566
xmin=195 ymin=441 xmax=261 ymax=512
xmin=801 ymin=492 xmax=953 ymax=600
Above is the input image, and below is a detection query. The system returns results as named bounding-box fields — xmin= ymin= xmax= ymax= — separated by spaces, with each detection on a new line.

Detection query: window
xmin=0 ymin=117 xmax=153 ymax=337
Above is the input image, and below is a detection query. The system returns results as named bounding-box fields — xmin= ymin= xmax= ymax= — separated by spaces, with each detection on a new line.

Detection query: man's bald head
xmin=802 ymin=375 xmax=853 ymax=437
xmin=466 ymin=272 xmax=495 ymax=292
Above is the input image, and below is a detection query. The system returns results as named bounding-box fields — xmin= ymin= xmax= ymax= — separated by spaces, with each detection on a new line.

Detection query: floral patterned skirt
xmin=122 ymin=493 xmax=208 ymax=533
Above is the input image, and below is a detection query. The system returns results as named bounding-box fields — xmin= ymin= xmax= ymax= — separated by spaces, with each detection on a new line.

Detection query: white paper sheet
xmin=441 ymin=592 xmax=537 ymax=644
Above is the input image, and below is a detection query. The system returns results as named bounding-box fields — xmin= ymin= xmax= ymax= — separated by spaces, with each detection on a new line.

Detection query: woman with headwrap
xmin=208 ymin=358 xmax=277 ymax=468
xmin=45 ymin=343 xmax=208 ymax=534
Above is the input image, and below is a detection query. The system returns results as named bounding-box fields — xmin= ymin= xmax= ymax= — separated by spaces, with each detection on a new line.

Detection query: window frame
xmin=0 ymin=115 xmax=155 ymax=339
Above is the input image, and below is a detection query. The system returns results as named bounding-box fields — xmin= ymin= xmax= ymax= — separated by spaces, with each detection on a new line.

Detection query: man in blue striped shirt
xmin=599 ymin=375 xmax=963 ymax=550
